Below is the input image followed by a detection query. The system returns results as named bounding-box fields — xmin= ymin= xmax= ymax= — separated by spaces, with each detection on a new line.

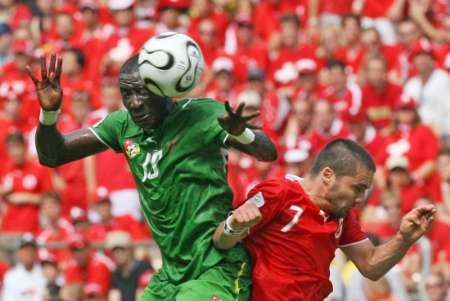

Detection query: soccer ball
xmin=138 ymin=32 xmax=205 ymax=98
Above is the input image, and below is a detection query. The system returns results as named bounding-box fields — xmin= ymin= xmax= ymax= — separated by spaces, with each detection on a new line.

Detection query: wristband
xmin=223 ymin=213 xmax=247 ymax=236
xmin=39 ymin=109 xmax=61 ymax=126
xmin=232 ymin=128 xmax=255 ymax=145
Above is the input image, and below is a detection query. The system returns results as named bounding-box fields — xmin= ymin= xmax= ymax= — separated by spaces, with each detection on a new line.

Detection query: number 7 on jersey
xmin=281 ymin=205 xmax=304 ymax=232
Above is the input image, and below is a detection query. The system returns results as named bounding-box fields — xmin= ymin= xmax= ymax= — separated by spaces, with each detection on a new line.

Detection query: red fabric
xmin=240 ymin=176 xmax=367 ymax=301
xmin=0 ymin=161 xmax=52 ymax=234
xmin=84 ymin=109 xmax=136 ymax=191
xmin=319 ymin=0 xmax=353 ymax=15
xmin=0 ymin=261 xmax=9 ymax=286
xmin=428 ymin=219 xmax=450 ymax=263
xmin=310 ymin=120 xmax=350 ymax=152
xmin=56 ymin=115 xmax=88 ymax=215
xmin=320 ymin=85 xmax=362 ymax=120
xmin=37 ymin=218 xmax=74 ymax=262
xmin=362 ymin=0 xmax=395 ymax=18
xmin=361 ymin=83 xmax=402 ymax=129
xmin=85 ymin=215 xmax=148 ymax=241
xmin=6 ymin=4 xmax=32 ymax=30
xmin=335 ymin=46 xmax=367 ymax=75
xmin=229 ymin=41 xmax=269 ymax=84
xmin=64 ymin=252 xmax=114 ymax=296
xmin=188 ymin=12 xmax=229 ymax=46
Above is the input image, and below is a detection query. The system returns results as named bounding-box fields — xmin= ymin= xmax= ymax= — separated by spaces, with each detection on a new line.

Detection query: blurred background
xmin=0 ymin=0 xmax=449 ymax=300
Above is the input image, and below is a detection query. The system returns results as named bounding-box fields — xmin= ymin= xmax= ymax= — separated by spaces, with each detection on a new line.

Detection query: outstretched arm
xmin=342 ymin=205 xmax=436 ymax=281
xmin=218 ymin=102 xmax=277 ymax=162
xmin=28 ymin=55 xmax=107 ymax=168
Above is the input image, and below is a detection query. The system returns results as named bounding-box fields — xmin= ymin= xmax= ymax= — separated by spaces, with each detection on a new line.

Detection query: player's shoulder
xmin=250 ymin=175 xmax=302 ymax=198
xmin=178 ymin=97 xmax=224 ymax=112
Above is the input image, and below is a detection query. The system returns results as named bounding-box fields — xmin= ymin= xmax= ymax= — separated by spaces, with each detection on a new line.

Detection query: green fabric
xmin=90 ymin=98 xmax=250 ymax=294
xmin=140 ymin=259 xmax=252 ymax=301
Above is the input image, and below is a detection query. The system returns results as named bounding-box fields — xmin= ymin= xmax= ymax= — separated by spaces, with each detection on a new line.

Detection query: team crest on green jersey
xmin=124 ymin=139 xmax=141 ymax=158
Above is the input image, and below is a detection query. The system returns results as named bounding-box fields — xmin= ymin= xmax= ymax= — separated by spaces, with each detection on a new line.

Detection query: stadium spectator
xmin=362 ymin=276 xmax=397 ymax=301
xmin=0 ymin=23 xmax=12 ymax=67
xmin=361 ymin=54 xmax=402 ymax=129
xmin=0 ymin=132 xmax=52 ymax=234
xmin=310 ymin=99 xmax=349 ymax=151
xmin=196 ymin=18 xmax=220 ymax=67
xmin=425 ymin=270 xmax=449 ymax=301
xmin=37 ymin=192 xmax=73 ymax=262
xmin=1 ymin=233 xmax=46 ymax=301
xmin=321 ymin=59 xmax=362 ymax=119
xmin=86 ymin=192 xmax=147 ymax=242
xmin=106 ymin=231 xmax=153 ymax=301
xmin=206 ymin=56 xmax=236 ymax=103
xmin=0 ymin=0 xmax=32 ymax=30
xmin=291 ymin=58 xmax=322 ymax=102
xmin=155 ymin=0 xmax=189 ymax=34
xmin=404 ymin=42 xmax=450 ymax=136
xmin=41 ymin=255 xmax=62 ymax=301
xmin=284 ymin=99 xmax=314 ymax=153
xmin=335 ymin=15 xmax=365 ymax=74
xmin=63 ymin=233 xmax=114 ymax=300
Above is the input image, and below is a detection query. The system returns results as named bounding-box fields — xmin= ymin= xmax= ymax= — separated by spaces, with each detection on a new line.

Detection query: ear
xmin=321 ymin=167 xmax=335 ymax=186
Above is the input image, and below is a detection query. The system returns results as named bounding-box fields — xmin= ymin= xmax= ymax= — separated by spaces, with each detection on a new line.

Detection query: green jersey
xmin=90 ymin=98 xmax=248 ymax=284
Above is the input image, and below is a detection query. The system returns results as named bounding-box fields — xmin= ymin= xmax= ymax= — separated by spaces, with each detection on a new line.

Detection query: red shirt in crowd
xmin=37 ymin=218 xmax=74 ymax=262
xmin=427 ymin=219 xmax=450 ymax=264
xmin=361 ymin=82 xmax=402 ymax=129
xmin=321 ymin=84 xmax=363 ymax=120
xmin=0 ymin=161 xmax=52 ymax=234
xmin=310 ymin=119 xmax=350 ymax=152
xmin=85 ymin=214 xmax=147 ymax=242
xmin=239 ymin=175 xmax=368 ymax=301
xmin=64 ymin=252 xmax=114 ymax=297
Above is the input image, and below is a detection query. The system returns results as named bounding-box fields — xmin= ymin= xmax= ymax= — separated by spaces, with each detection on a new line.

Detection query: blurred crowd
xmin=0 ymin=0 xmax=449 ymax=300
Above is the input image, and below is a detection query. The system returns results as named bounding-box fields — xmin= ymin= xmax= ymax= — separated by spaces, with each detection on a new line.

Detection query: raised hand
xmin=399 ymin=204 xmax=436 ymax=244
xmin=26 ymin=54 xmax=63 ymax=111
xmin=218 ymin=101 xmax=260 ymax=135
xmin=229 ymin=201 xmax=262 ymax=232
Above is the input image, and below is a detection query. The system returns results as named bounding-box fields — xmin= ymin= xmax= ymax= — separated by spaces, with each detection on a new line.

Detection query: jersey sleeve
xmin=239 ymin=178 xmax=286 ymax=233
xmin=89 ymin=111 xmax=126 ymax=152
xmin=190 ymin=99 xmax=229 ymax=147
xmin=338 ymin=209 xmax=368 ymax=247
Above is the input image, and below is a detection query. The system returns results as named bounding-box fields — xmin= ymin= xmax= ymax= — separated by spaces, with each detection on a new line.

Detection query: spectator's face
xmin=396 ymin=108 xmax=417 ymax=127
xmin=361 ymin=29 xmax=381 ymax=50
xmin=198 ymin=20 xmax=216 ymax=46
xmin=293 ymin=100 xmax=313 ymax=130
xmin=95 ymin=202 xmax=112 ymax=221
xmin=112 ymin=247 xmax=133 ymax=266
xmin=314 ymin=101 xmax=334 ymax=131
xmin=71 ymin=93 xmax=91 ymax=124
xmin=343 ymin=18 xmax=360 ymax=44
xmin=18 ymin=246 xmax=38 ymax=267
xmin=160 ymin=8 xmax=180 ymax=29
xmin=382 ymin=197 xmax=401 ymax=226
xmin=0 ymin=0 xmax=14 ymax=7
xmin=366 ymin=59 xmax=386 ymax=89
xmin=413 ymin=53 xmax=434 ymax=75
xmin=0 ymin=31 xmax=12 ymax=52
xmin=398 ymin=22 xmax=420 ymax=47
xmin=37 ymin=0 xmax=54 ymax=14
xmin=328 ymin=66 xmax=346 ymax=91
xmin=3 ymin=98 xmax=21 ymax=118
xmin=42 ymin=262 xmax=59 ymax=283
xmin=193 ymin=0 xmax=212 ymax=17
xmin=297 ymin=73 xmax=317 ymax=92
xmin=348 ymin=121 xmax=366 ymax=142
xmin=72 ymin=247 xmax=90 ymax=266
xmin=426 ymin=274 xmax=448 ymax=301
xmin=113 ymin=7 xmax=134 ymax=27
xmin=280 ymin=21 xmax=299 ymax=48
xmin=41 ymin=198 xmax=61 ymax=222
xmin=215 ymin=71 xmax=233 ymax=90
xmin=101 ymin=85 xmax=122 ymax=112
xmin=56 ymin=14 xmax=74 ymax=40
xmin=62 ymin=51 xmax=82 ymax=76
xmin=320 ymin=26 xmax=339 ymax=55
xmin=325 ymin=166 xmax=373 ymax=218
xmin=443 ymin=16 xmax=450 ymax=43
xmin=438 ymin=154 xmax=450 ymax=181
xmin=388 ymin=169 xmax=410 ymax=187
xmin=7 ymin=141 xmax=26 ymax=164
xmin=14 ymin=53 xmax=31 ymax=71
xmin=237 ymin=24 xmax=253 ymax=44
xmin=81 ymin=8 xmax=99 ymax=27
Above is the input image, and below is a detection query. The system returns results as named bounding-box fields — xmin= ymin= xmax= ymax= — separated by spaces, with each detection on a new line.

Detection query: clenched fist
xmin=228 ymin=201 xmax=262 ymax=232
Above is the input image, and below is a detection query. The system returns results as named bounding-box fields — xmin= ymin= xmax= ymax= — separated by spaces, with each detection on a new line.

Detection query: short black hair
xmin=5 ymin=131 xmax=25 ymax=145
xmin=342 ymin=14 xmax=361 ymax=27
xmin=65 ymin=48 xmax=86 ymax=68
xmin=280 ymin=13 xmax=300 ymax=28
xmin=439 ymin=147 xmax=450 ymax=157
xmin=310 ymin=139 xmax=375 ymax=177
xmin=326 ymin=59 xmax=346 ymax=70
xmin=120 ymin=54 xmax=139 ymax=76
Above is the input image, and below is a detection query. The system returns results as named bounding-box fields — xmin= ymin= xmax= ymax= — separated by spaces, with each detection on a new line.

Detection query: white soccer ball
xmin=138 ymin=32 xmax=205 ymax=98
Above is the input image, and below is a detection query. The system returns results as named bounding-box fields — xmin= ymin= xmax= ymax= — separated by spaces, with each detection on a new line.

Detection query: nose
xmin=129 ymin=94 xmax=143 ymax=110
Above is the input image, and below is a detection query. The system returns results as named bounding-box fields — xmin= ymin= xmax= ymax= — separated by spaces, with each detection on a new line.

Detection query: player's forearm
xmin=213 ymin=222 xmax=247 ymax=250
xmin=363 ymin=233 xmax=411 ymax=280
xmin=36 ymin=125 xmax=107 ymax=167
xmin=227 ymin=130 xmax=277 ymax=162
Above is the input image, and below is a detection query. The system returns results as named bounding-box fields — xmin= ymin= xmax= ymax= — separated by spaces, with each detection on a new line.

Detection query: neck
xmin=24 ymin=263 xmax=34 ymax=271
xmin=300 ymin=175 xmax=330 ymax=211
xmin=419 ymin=70 xmax=432 ymax=82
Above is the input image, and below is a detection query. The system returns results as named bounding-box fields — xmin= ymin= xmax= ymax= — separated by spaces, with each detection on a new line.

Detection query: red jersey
xmin=240 ymin=175 xmax=368 ymax=301
xmin=85 ymin=215 xmax=147 ymax=242
xmin=37 ymin=218 xmax=74 ymax=262
xmin=0 ymin=161 xmax=52 ymax=234
xmin=64 ymin=252 xmax=114 ymax=296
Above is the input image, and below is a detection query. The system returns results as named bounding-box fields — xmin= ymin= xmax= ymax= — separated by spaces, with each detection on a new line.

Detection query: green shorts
xmin=140 ymin=260 xmax=252 ymax=301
